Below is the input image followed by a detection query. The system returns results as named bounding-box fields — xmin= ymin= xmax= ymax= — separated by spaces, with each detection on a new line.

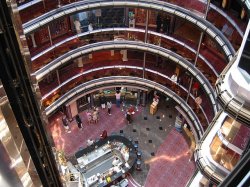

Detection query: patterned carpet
xmin=48 ymin=104 xmax=142 ymax=157
xmin=144 ymin=129 xmax=195 ymax=187
xmin=48 ymin=101 xmax=196 ymax=187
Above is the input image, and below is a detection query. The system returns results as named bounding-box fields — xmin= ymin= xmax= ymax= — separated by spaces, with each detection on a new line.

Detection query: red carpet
xmin=47 ymin=105 xmax=142 ymax=157
xmin=144 ymin=129 xmax=195 ymax=187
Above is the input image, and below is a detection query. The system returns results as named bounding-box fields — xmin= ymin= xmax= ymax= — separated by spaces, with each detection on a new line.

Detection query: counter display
xmin=74 ymin=135 xmax=137 ymax=187
xmin=94 ymin=89 xmax=137 ymax=105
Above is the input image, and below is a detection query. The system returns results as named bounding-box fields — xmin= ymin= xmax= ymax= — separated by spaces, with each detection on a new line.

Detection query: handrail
xmin=31 ymin=27 xmax=219 ymax=77
xmin=216 ymin=129 xmax=243 ymax=155
xmin=22 ymin=0 xmax=235 ymax=61
xmin=45 ymin=76 xmax=204 ymax=141
xmin=199 ymin=0 xmax=244 ymax=37
xmin=195 ymin=111 xmax=228 ymax=184
xmin=41 ymin=65 xmax=210 ymax=126
xmin=32 ymin=40 xmax=218 ymax=112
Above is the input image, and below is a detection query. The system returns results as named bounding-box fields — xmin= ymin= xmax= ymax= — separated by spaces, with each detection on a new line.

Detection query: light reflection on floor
xmin=145 ymin=150 xmax=189 ymax=164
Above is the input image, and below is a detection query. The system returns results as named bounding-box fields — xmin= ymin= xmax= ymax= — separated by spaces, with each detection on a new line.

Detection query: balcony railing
xmin=21 ymin=0 xmax=235 ymax=61
xmin=45 ymin=75 xmax=204 ymax=141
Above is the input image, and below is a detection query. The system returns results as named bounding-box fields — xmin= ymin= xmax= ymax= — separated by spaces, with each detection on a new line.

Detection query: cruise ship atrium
xmin=0 ymin=0 xmax=249 ymax=187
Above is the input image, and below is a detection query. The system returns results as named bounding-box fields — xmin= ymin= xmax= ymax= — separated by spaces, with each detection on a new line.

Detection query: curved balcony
xmin=17 ymin=0 xmax=246 ymax=44
xmin=32 ymin=40 xmax=218 ymax=112
xmin=216 ymin=21 xmax=250 ymax=125
xmin=195 ymin=111 xmax=228 ymax=184
xmin=40 ymin=65 xmax=211 ymax=127
xmin=21 ymin=0 xmax=235 ymax=61
xmin=45 ymin=75 xmax=204 ymax=141
xmin=195 ymin=110 xmax=250 ymax=184
xmin=31 ymin=28 xmax=219 ymax=79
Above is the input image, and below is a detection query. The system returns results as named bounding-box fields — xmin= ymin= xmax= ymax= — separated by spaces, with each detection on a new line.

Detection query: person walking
xmin=107 ymin=101 xmax=112 ymax=115
xmin=115 ymin=91 xmax=121 ymax=107
xmin=75 ymin=114 xmax=83 ymax=130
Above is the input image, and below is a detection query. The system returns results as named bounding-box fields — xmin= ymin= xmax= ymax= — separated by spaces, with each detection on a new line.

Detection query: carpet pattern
xmin=144 ymin=129 xmax=195 ymax=187
xmin=48 ymin=104 xmax=142 ymax=156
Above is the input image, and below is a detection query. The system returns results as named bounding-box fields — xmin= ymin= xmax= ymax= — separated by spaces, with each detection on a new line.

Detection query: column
xmin=89 ymin=54 xmax=93 ymax=59
xmin=56 ymin=70 xmax=60 ymax=85
xmin=142 ymin=91 xmax=146 ymax=107
xmin=90 ymin=94 xmax=94 ymax=108
xmin=143 ymin=10 xmax=149 ymax=78
xmin=136 ymin=90 xmax=141 ymax=105
xmin=186 ymin=0 xmax=211 ymax=102
xmin=111 ymin=50 xmax=114 ymax=56
xmin=30 ymin=33 xmax=37 ymax=48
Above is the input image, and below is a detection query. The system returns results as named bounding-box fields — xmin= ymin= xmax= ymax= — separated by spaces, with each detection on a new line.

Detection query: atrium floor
xmin=48 ymin=98 xmax=195 ymax=186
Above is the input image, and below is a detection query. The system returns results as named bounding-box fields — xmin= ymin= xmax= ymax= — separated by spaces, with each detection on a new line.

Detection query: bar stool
xmin=133 ymin=144 xmax=138 ymax=152
xmin=136 ymin=160 xmax=141 ymax=170
xmin=137 ymin=151 xmax=142 ymax=160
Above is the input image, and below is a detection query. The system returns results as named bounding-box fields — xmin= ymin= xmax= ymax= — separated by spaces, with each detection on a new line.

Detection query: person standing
xmin=115 ymin=91 xmax=121 ymax=107
xmin=107 ymin=101 xmax=112 ymax=115
xmin=126 ymin=111 xmax=132 ymax=124
xmin=74 ymin=18 xmax=81 ymax=34
xmin=171 ymin=73 xmax=178 ymax=90
xmin=92 ymin=109 xmax=98 ymax=124
xmin=156 ymin=13 xmax=162 ymax=32
xmin=195 ymin=95 xmax=202 ymax=113
xmin=75 ymin=114 xmax=83 ymax=130
xmin=86 ymin=110 xmax=92 ymax=125
xmin=88 ymin=23 xmax=93 ymax=32
xmin=62 ymin=115 xmax=71 ymax=133
xmin=100 ymin=130 xmax=108 ymax=139
xmin=100 ymin=94 xmax=106 ymax=109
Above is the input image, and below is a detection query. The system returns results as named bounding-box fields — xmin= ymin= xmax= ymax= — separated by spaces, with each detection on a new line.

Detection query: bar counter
xmin=74 ymin=135 xmax=137 ymax=187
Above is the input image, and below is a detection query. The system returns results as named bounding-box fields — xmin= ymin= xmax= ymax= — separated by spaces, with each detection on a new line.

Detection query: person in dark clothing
xmin=156 ymin=13 xmax=162 ymax=32
xmin=75 ymin=114 xmax=83 ymax=130
xmin=162 ymin=15 xmax=171 ymax=34
xmin=62 ymin=115 xmax=71 ymax=133
xmin=100 ymin=130 xmax=108 ymax=139
xmin=126 ymin=111 xmax=132 ymax=124
xmin=100 ymin=95 xmax=106 ymax=109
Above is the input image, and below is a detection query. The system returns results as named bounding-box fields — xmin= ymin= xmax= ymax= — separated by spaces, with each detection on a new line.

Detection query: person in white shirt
xmin=87 ymin=139 xmax=94 ymax=146
xmin=112 ymin=157 xmax=120 ymax=166
xmin=88 ymin=23 xmax=93 ymax=32
xmin=107 ymin=101 xmax=112 ymax=115
xmin=171 ymin=73 xmax=178 ymax=83
xmin=171 ymin=73 xmax=178 ymax=90
xmin=115 ymin=91 xmax=121 ymax=107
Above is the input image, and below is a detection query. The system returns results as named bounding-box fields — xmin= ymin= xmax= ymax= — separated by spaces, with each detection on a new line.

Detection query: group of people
xmin=99 ymin=94 xmax=112 ymax=115
xmin=62 ymin=114 xmax=83 ymax=133
xmin=86 ymin=107 xmax=100 ymax=124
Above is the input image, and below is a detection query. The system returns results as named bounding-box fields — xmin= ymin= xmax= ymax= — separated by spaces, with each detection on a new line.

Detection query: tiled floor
xmin=47 ymin=98 xmax=195 ymax=186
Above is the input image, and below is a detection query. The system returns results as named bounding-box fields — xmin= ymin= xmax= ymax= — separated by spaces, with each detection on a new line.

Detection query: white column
xmin=30 ymin=33 xmax=37 ymax=48
xmin=89 ymin=54 xmax=93 ymax=59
